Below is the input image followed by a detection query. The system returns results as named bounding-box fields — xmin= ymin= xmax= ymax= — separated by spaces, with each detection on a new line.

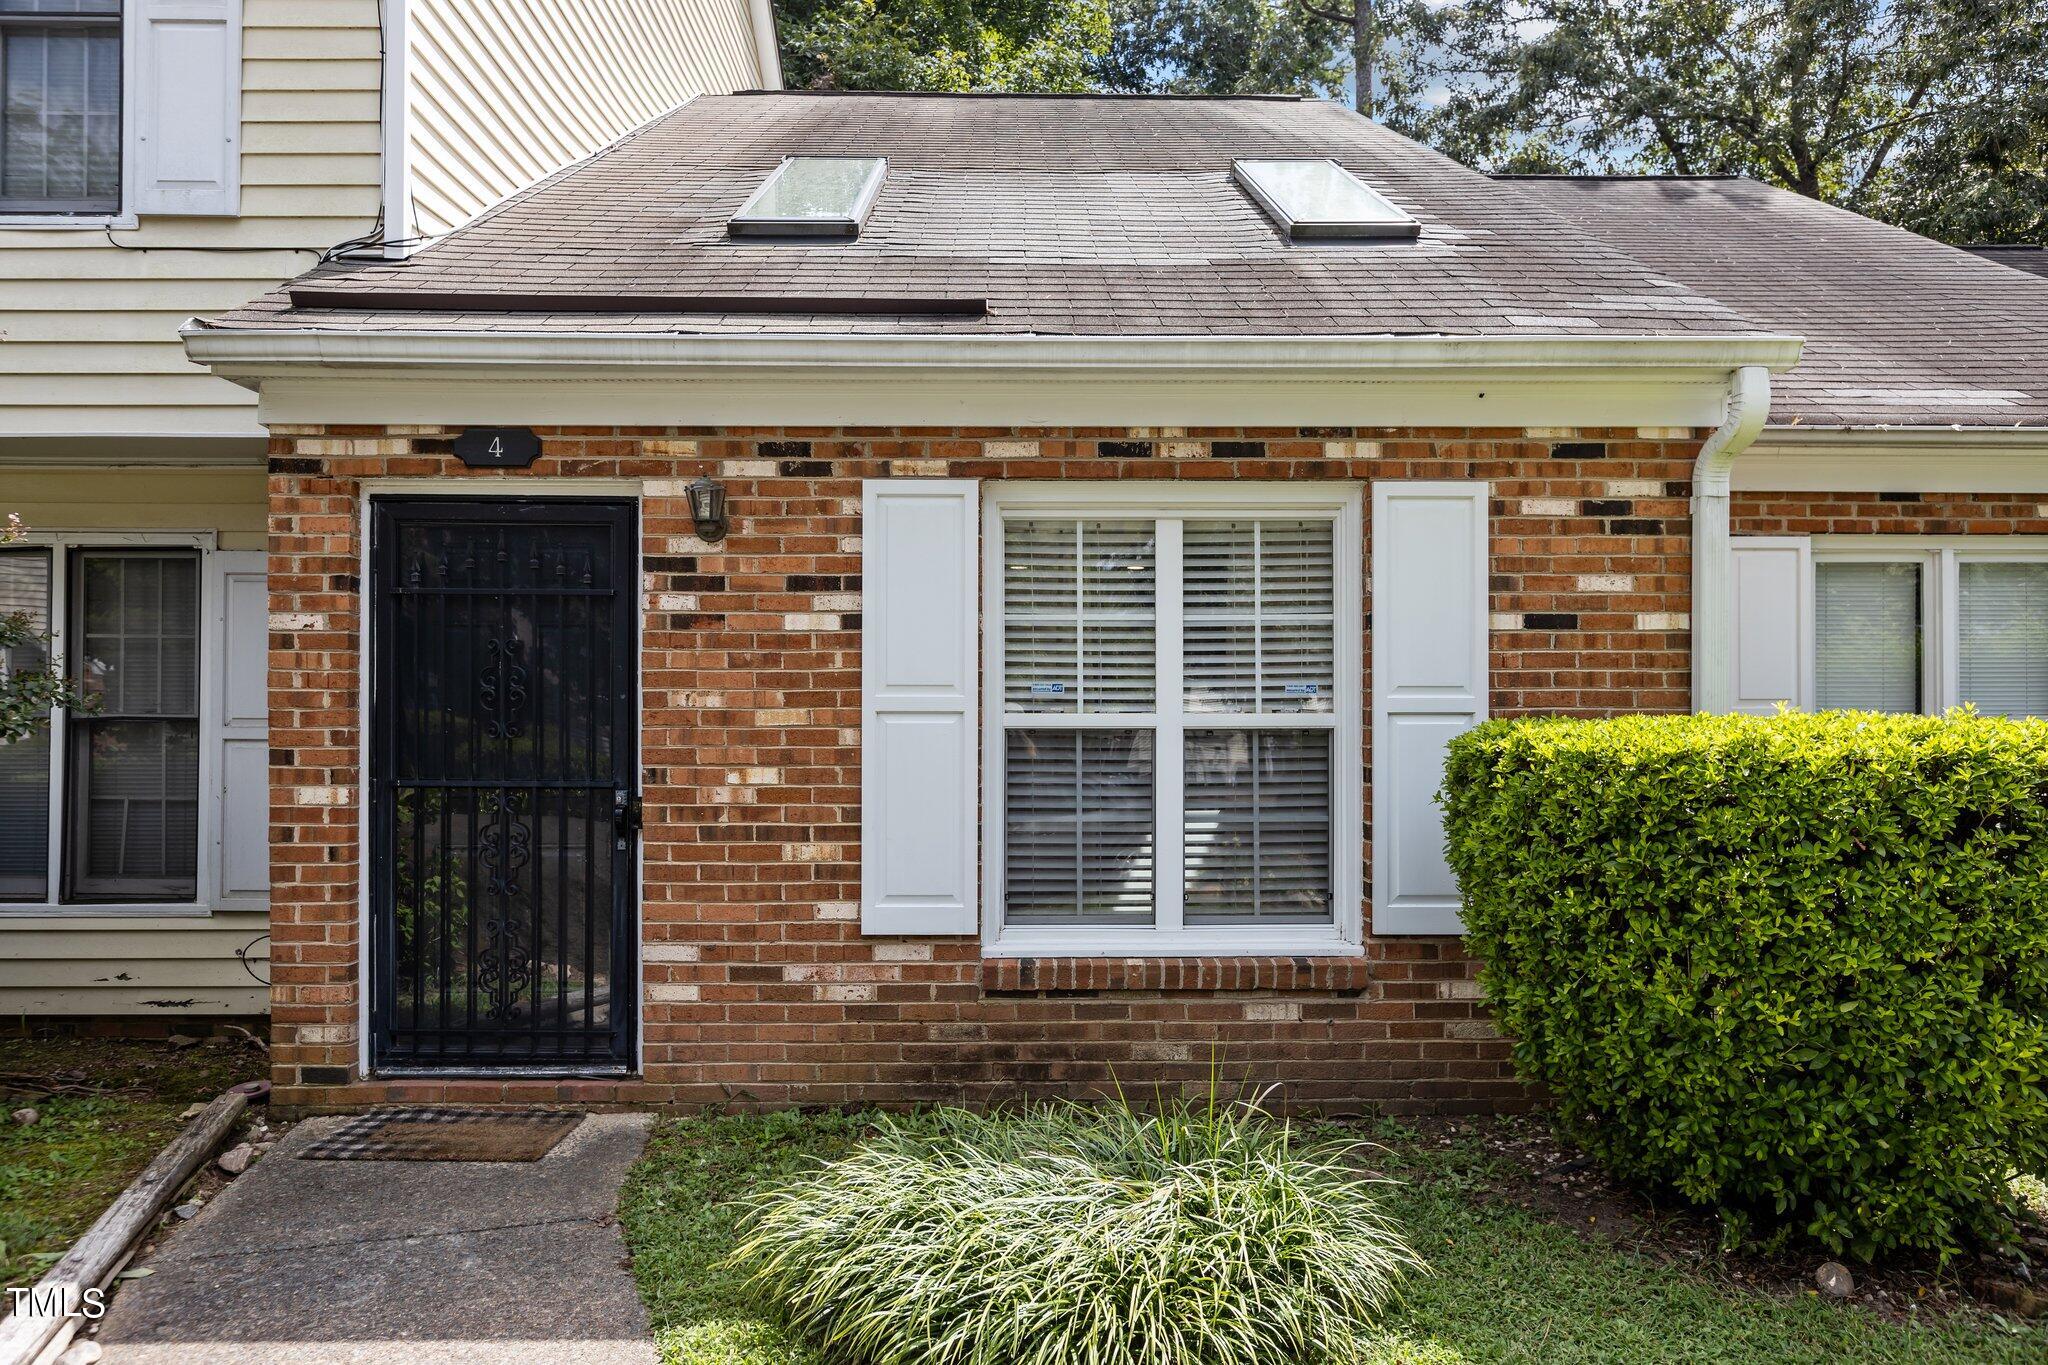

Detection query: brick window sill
xmin=981 ymin=956 xmax=1369 ymax=995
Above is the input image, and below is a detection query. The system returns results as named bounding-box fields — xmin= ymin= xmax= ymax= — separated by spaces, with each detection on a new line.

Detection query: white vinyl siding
xmin=983 ymin=483 xmax=1362 ymax=957
xmin=402 ymin=0 xmax=765 ymax=238
xmin=0 ymin=0 xmax=382 ymax=440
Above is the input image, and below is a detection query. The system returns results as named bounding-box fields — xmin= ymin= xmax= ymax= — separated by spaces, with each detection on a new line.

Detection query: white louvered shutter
xmin=1959 ymin=561 xmax=2048 ymax=718
xmin=133 ymin=0 xmax=242 ymax=216
xmin=861 ymin=481 xmax=979 ymax=935
xmin=1815 ymin=561 xmax=1922 ymax=712
xmin=212 ymin=551 xmax=267 ymax=902
xmin=1729 ymin=537 xmax=1813 ymax=714
xmin=1372 ymin=482 xmax=1487 ymax=936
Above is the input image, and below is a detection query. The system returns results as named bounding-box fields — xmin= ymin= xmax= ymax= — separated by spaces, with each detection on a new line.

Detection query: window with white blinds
xmin=1803 ymin=547 xmax=2048 ymax=720
xmin=1815 ymin=561 xmax=1922 ymax=712
xmin=1960 ymin=561 xmax=2048 ymax=718
xmin=987 ymin=489 xmax=1362 ymax=953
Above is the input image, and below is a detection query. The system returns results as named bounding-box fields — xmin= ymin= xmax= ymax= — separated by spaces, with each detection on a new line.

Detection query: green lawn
xmin=619 ymin=1111 xmax=2046 ymax=1365
xmin=0 ymin=1036 xmax=261 ymax=1289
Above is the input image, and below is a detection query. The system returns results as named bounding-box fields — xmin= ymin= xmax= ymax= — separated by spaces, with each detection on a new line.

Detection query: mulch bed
xmin=1395 ymin=1113 xmax=2047 ymax=1325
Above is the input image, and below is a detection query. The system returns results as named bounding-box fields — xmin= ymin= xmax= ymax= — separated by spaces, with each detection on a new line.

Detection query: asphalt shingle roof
xmin=1502 ymin=176 xmax=2048 ymax=429
xmin=202 ymin=93 xmax=2048 ymax=432
xmin=209 ymin=92 xmax=1760 ymax=341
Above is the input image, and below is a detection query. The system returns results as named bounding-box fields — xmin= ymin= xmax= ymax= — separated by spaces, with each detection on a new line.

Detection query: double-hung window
xmin=985 ymin=485 xmax=1364 ymax=955
xmin=0 ymin=0 xmax=122 ymax=217
xmin=1813 ymin=541 xmax=2048 ymax=717
xmin=0 ymin=533 xmax=207 ymax=908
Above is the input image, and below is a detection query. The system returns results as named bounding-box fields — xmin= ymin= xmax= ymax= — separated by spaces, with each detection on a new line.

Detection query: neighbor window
xmin=986 ymin=488 xmax=1363 ymax=953
xmin=1812 ymin=545 xmax=2048 ymax=718
xmin=0 ymin=539 xmax=201 ymax=906
xmin=0 ymin=0 xmax=122 ymax=216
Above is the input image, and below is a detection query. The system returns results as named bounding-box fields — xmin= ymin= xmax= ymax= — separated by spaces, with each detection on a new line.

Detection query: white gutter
xmin=180 ymin=325 xmax=1801 ymax=379
xmin=1691 ymin=364 xmax=1773 ymax=712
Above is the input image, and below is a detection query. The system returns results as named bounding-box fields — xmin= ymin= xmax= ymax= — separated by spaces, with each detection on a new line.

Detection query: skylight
xmin=728 ymin=157 xmax=887 ymax=239
xmin=1233 ymin=159 xmax=1420 ymax=241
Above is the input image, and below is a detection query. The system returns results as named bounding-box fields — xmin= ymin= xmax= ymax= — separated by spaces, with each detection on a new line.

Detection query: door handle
xmin=613 ymin=789 xmax=642 ymax=849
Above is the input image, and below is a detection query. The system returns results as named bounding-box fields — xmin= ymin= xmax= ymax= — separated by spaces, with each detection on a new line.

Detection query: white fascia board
xmin=179 ymin=325 xmax=1800 ymax=428
xmin=1739 ymin=424 xmax=2048 ymax=492
xmin=182 ymin=326 xmax=1800 ymax=378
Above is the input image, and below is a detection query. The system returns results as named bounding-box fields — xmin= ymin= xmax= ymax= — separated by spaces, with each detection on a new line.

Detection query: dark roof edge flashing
xmin=731 ymin=88 xmax=1306 ymax=103
xmin=1490 ymin=172 xmax=1750 ymax=182
xmin=286 ymin=288 xmax=989 ymax=317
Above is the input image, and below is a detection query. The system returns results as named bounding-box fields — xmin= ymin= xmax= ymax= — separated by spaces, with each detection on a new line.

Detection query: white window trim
xmin=1810 ymin=535 xmax=2048 ymax=713
xmin=980 ymin=482 xmax=1365 ymax=958
xmin=0 ymin=528 xmax=222 ymax=917
xmin=0 ymin=8 xmax=138 ymax=229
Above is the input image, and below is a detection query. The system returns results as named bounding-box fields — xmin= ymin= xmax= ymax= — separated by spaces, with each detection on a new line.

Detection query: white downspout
xmin=1692 ymin=365 xmax=1772 ymax=711
xmin=748 ymin=0 xmax=784 ymax=89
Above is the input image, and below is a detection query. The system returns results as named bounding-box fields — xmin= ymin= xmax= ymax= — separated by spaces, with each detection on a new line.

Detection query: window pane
xmin=1004 ymin=729 xmax=1154 ymax=925
xmin=69 ymin=719 xmax=199 ymax=900
xmin=1183 ymin=730 xmax=1332 ymax=923
xmin=78 ymin=553 xmax=199 ymax=716
xmin=1 ymin=16 xmax=121 ymax=211
xmin=1815 ymin=561 xmax=1921 ymax=712
xmin=1960 ymin=561 xmax=2048 ymax=718
xmin=1003 ymin=519 xmax=1155 ymax=713
xmin=66 ymin=551 xmax=200 ymax=902
xmin=0 ymin=549 xmax=52 ymax=901
xmin=1185 ymin=519 xmax=1334 ymax=714
xmin=728 ymin=156 xmax=885 ymax=236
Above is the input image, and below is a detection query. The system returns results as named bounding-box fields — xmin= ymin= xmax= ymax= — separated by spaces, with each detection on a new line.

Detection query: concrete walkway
xmin=94 ymin=1113 xmax=657 ymax=1365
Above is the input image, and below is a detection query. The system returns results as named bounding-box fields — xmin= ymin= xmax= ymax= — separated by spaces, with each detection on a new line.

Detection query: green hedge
xmin=1440 ymin=711 xmax=2048 ymax=1260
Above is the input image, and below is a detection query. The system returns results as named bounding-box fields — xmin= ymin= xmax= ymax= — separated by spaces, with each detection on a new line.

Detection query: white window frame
xmin=1809 ymin=535 xmax=2048 ymax=713
xmin=0 ymin=4 xmax=138 ymax=229
xmin=981 ymin=482 xmax=1364 ymax=958
xmin=0 ymin=528 xmax=222 ymax=916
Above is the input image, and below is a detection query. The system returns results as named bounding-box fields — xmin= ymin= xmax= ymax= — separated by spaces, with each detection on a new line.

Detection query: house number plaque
xmin=454 ymin=427 xmax=542 ymax=468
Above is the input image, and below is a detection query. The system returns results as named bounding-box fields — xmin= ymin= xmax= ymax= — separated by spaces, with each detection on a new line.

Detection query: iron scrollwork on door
xmin=479 ymin=636 xmax=529 ymax=740
xmin=475 ymin=789 xmax=534 ymax=1021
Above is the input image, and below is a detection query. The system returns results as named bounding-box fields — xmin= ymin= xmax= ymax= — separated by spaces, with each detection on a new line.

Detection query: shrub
xmin=1441 ymin=710 xmax=2048 ymax=1261
xmin=728 ymin=1091 xmax=1423 ymax=1365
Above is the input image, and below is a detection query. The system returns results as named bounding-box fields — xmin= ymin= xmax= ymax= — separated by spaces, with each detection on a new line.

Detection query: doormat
xmin=298 ymin=1107 xmax=583 ymax=1162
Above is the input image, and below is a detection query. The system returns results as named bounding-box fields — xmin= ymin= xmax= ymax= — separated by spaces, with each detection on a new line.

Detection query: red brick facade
xmin=267 ymin=422 xmax=1710 ymax=1113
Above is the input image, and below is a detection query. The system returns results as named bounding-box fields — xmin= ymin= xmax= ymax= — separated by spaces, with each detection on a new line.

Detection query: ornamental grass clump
xmin=727 ymin=1091 xmax=1423 ymax=1365
xmin=1441 ymin=710 xmax=2048 ymax=1262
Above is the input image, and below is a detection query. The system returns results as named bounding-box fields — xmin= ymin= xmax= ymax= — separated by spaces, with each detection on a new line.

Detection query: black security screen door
xmin=370 ymin=499 xmax=638 ymax=1070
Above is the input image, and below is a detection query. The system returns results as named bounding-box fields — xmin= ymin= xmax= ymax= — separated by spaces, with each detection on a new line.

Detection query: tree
xmin=0 ymin=515 xmax=94 ymax=746
xmin=1380 ymin=0 xmax=2048 ymax=243
xmin=778 ymin=0 xmax=1113 ymax=92
xmin=1096 ymin=0 xmax=1355 ymax=103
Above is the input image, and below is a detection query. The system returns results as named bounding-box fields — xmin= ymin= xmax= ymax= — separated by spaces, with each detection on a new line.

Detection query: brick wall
xmin=1733 ymin=491 xmax=2048 ymax=537
xmin=268 ymin=423 xmax=1710 ymax=1114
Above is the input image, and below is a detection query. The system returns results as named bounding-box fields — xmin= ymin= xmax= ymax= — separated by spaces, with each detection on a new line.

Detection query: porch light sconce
xmin=687 ymin=476 xmax=729 ymax=542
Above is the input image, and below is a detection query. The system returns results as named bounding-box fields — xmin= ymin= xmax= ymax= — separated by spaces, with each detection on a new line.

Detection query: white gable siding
xmin=403 ymin=0 xmax=766 ymax=238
